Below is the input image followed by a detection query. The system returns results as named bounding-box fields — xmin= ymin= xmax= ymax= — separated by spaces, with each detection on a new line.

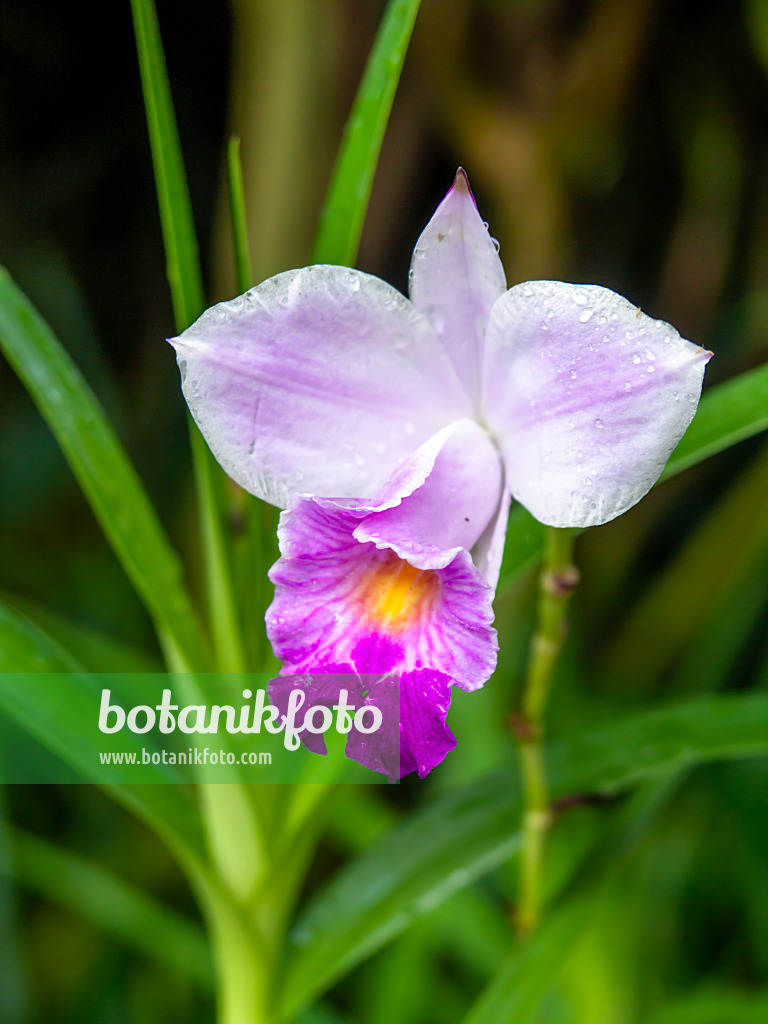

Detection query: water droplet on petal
xmin=523 ymin=285 xmax=534 ymax=297
xmin=573 ymin=290 xmax=588 ymax=306
xmin=579 ymin=308 xmax=594 ymax=323
xmin=594 ymin=418 xmax=604 ymax=429
xmin=632 ymin=353 xmax=642 ymax=364
xmin=646 ymin=364 xmax=656 ymax=374
xmin=645 ymin=348 xmax=657 ymax=361
xmin=279 ymin=295 xmax=290 ymax=308
xmin=569 ymin=369 xmax=577 ymax=380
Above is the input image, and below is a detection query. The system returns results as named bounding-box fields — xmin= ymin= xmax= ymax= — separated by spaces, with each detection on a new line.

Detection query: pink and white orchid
xmin=171 ymin=170 xmax=711 ymax=778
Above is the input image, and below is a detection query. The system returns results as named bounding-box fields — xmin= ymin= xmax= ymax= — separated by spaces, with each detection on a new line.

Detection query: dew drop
xmin=579 ymin=308 xmax=594 ymax=323
xmin=569 ymin=369 xmax=578 ymax=380
xmin=594 ymin=418 xmax=604 ymax=429
xmin=645 ymin=348 xmax=657 ymax=361
xmin=547 ymin=309 xmax=555 ymax=319
xmin=646 ymin=364 xmax=656 ymax=374
xmin=624 ymin=381 xmax=632 ymax=390
xmin=586 ymin=476 xmax=593 ymax=486
xmin=491 ymin=237 xmax=501 ymax=253
xmin=279 ymin=295 xmax=290 ymax=308
xmin=632 ymin=353 xmax=642 ymax=364
xmin=523 ymin=285 xmax=534 ymax=297
xmin=573 ymin=290 xmax=588 ymax=306
xmin=346 ymin=272 xmax=360 ymax=291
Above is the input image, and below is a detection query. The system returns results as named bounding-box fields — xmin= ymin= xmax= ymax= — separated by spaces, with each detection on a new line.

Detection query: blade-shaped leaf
xmin=461 ymin=898 xmax=587 ymax=1024
xmin=0 ymin=270 xmax=207 ymax=671
xmin=129 ymin=0 xmax=204 ymax=328
xmin=281 ymin=694 xmax=768 ymax=1015
xmin=660 ymin=359 xmax=768 ymax=480
xmin=6 ymin=828 xmax=213 ymax=990
xmin=312 ymin=0 xmax=422 ymax=266
xmin=131 ymin=0 xmax=246 ymax=674
xmin=0 ymin=601 xmax=207 ymax=869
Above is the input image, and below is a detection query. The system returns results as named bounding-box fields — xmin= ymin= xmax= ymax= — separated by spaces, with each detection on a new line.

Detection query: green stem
xmin=514 ymin=527 xmax=578 ymax=934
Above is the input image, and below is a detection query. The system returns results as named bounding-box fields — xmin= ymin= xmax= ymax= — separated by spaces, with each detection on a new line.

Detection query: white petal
xmin=409 ymin=169 xmax=507 ymax=406
xmin=481 ymin=281 xmax=712 ymax=528
xmin=172 ymin=267 xmax=472 ymax=506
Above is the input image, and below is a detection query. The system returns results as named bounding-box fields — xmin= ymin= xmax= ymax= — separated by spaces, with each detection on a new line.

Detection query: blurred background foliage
xmin=0 ymin=0 xmax=767 ymax=1022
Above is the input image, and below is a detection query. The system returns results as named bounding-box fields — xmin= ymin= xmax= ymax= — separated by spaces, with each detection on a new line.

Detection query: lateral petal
xmin=482 ymin=281 xmax=712 ymax=528
xmin=171 ymin=266 xmax=471 ymax=507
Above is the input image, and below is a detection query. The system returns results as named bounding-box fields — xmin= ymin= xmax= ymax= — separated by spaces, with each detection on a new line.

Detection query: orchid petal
xmin=470 ymin=484 xmax=512 ymax=589
xmin=482 ymin=281 xmax=712 ymax=528
xmin=171 ymin=266 xmax=472 ymax=507
xmin=345 ymin=671 xmax=456 ymax=780
xmin=268 ymin=672 xmax=364 ymax=756
xmin=353 ymin=419 xmax=503 ymax=569
xmin=409 ymin=169 xmax=507 ymax=405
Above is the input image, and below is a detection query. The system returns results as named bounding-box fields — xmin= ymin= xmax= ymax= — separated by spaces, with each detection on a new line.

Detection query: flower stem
xmin=514 ymin=526 xmax=579 ymax=934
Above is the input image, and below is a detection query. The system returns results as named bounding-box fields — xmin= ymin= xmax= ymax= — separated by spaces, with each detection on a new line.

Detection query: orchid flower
xmin=171 ymin=170 xmax=711 ymax=779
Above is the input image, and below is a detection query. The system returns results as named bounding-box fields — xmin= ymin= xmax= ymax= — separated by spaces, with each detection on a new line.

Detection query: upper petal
xmin=481 ymin=281 xmax=712 ymax=528
xmin=409 ymin=170 xmax=507 ymax=406
xmin=171 ymin=266 xmax=472 ymax=507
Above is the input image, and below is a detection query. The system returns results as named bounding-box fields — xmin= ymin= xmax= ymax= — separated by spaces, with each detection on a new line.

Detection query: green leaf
xmin=227 ymin=135 xmax=254 ymax=294
xmin=129 ymin=0 xmax=204 ymax=328
xmin=461 ymin=898 xmax=587 ymax=1024
xmin=497 ymin=361 xmax=768 ymax=593
xmin=311 ymin=0 xmax=422 ymax=266
xmin=281 ymin=694 xmax=768 ymax=1015
xmin=0 ymin=590 xmax=160 ymax=672
xmin=0 ymin=270 xmax=207 ymax=671
xmin=0 ymin=601 xmax=207 ymax=869
xmin=601 ymin=445 xmax=768 ymax=687
xmin=5 ymin=828 xmax=214 ymax=990
xmin=131 ymin=0 xmax=246 ymax=674
xmin=660 ymin=360 xmax=768 ymax=481
xmin=646 ymin=987 xmax=768 ymax=1024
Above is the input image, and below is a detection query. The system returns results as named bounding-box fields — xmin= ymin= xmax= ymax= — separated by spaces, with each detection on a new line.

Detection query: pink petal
xmin=481 ymin=281 xmax=712 ymax=528
xmin=266 ymin=427 xmax=500 ymax=699
xmin=409 ymin=169 xmax=507 ymax=406
xmin=345 ymin=671 xmax=457 ymax=780
xmin=171 ymin=266 xmax=472 ymax=507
